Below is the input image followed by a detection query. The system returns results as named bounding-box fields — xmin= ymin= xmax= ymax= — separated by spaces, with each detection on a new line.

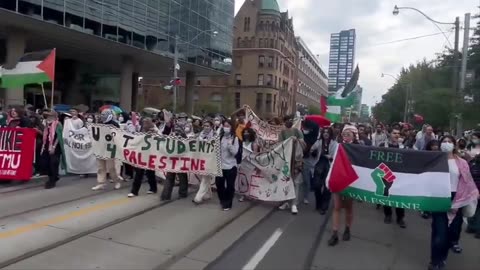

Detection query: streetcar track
xmin=154 ymin=202 xmax=262 ymax=270
xmin=0 ymin=193 xmax=183 ymax=269
xmin=0 ymin=176 xmax=79 ymax=195
xmin=0 ymin=182 xmax=132 ymax=221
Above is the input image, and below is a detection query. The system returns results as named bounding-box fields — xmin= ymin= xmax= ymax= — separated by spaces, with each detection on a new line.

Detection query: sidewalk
xmin=311 ymin=203 xmax=479 ymax=270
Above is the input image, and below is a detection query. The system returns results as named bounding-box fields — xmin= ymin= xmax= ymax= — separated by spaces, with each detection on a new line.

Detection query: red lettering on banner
xmin=191 ymin=158 xmax=199 ymax=171
xmin=137 ymin=153 xmax=147 ymax=167
xmin=170 ymin=157 xmax=179 ymax=169
xmin=158 ymin=156 xmax=167 ymax=170
xmin=0 ymin=128 xmax=36 ymax=181
xmin=199 ymin=159 xmax=205 ymax=171
xmin=180 ymin=157 xmax=189 ymax=171
xmin=123 ymin=149 xmax=130 ymax=160
xmin=128 ymin=150 xmax=138 ymax=164
xmin=148 ymin=155 xmax=156 ymax=169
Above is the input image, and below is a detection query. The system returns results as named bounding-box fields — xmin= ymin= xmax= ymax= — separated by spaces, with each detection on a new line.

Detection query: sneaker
xmin=114 ymin=182 xmax=121 ymax=190
xmin=328 ymin=233 xmax=339 ymax=246
xmin=238 ymin=196 xmax=245 ymax=202
xmin=319 ymin=210 xmax=326 ymax=215
xmin=291 ymin=205 xmax=298 ymax=215
xmin=146 ymin=190 xmax=155 ymax=194
xmin=278 ymin=202 xmax=290 ymax=210
xmin=428 ymin=262 xmax=446 ymax=270
xmin=451 ymin=244 xmax=462 ymax=254
xmin=397 ymin=219 xmax=407 ymax=229
xmin=92 ymin=184 xmax=106 ymax=191
xmin=384 ymin=216 xmax=392 ymax=224
xmin=303 ymin=199 xmax=309 ymax=205
xmin=127 ymin=193 xmax=136 ymax=198
xmin=109 ymin=179 xmax=114 ymax=183
xmin=223 ymin=208 xmax=231 ymax=211
xmin=343 ymin=227 xmax=351 ymax=241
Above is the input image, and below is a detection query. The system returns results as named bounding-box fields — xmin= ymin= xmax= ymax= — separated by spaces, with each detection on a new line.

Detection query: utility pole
xmin=457 ymin=13 xmax=471 ymax=137
xmin=451 ymin=17 xmax=460 ymax=134
xmin=172 ymin=35 xmax=179 ymax=113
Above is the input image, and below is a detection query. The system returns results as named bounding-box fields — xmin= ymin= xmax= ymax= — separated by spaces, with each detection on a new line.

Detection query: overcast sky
xmin=235 ymin=0 xmax=479 ymax=107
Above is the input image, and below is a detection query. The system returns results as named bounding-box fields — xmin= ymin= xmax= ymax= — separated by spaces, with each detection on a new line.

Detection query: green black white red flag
xmin=327 ymin=144 xmax=452 ymax=212
xmin=0 ymin=49 xmax=56 ymax=88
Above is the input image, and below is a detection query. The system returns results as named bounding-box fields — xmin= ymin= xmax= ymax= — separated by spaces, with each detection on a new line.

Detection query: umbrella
xmin=305 ymin=115 xmax=331 ymax=128
xmin=99 ymin=105 xmax=123 ymax=114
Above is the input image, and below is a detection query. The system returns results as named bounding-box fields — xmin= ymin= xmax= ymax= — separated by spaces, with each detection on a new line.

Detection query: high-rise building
xmin=295 ymin=37 xmax=328 ymax=113
xmin=0 ymin=0 xmax=234 ymax=111
xmin=328 ymin=29 xmax=356 ymax=94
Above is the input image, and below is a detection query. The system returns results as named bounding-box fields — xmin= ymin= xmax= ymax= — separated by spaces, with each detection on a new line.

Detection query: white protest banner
xmin=244 ymin=106 xmax=301 ymax=150
xmin=235 ymin=137 xmax=296 ymax=201
xmin=89 ymin=124 xmax=222 ymax=176
xmin=63 ymin=119 xmax=97 ymax=174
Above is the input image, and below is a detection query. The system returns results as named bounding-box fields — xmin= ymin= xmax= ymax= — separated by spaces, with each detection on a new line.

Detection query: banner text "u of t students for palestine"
xmin=89 ymin=125 xmax=221 ymax=176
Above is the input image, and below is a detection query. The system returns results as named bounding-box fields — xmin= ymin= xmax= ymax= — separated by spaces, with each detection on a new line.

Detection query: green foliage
xmin=307 ymin=105 xmax=322 ymax=115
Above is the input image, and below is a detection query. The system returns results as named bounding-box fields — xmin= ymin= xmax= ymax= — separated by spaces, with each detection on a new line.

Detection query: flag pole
xmin=40 ymin=83 xmax=48 ymax=109
xmin=50 ymin=48 xmax=56 ymax=110
xmin=50 ymin=81 xmax=54 ymax=110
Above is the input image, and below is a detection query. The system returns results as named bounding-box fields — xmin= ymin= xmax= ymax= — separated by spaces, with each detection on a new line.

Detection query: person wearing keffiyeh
xmin=41 ymin=111 xmax=66 ymax=189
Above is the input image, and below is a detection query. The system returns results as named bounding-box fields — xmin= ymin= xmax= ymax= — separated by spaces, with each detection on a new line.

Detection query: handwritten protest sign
xmin=63 ymin=119 xmax=97 ymax=174
xmin=0 ymin=128 xmax=36 ymax=181
xmin=89 ymin=124 xmax=222 ymax=176
xmin=236 ymin=138 xmax=296 ymax=201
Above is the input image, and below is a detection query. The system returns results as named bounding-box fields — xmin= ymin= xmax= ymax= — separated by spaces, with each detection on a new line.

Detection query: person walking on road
xmin=379 ymin=127 xmax=407 ymax=228
xmin=215 ymin=119 xmax=240 ymax=211
xmin=92 ymin=109 xmax=122 ymax=191
xmin=238 ymin=127 xmax=261 ymax=202
xmin=128 ymin=118 xmax=158 ymax=198
xmin=41 ymin=111 xmax=65 ymax=189
xmin=314 ymin=128 xmax=337 ymax=215
xmin=328 ymin=125 xmax=357 ymax=247
xmin=193 ymin=119 xmax=216 ymax=204
xmin=160 ymin=113 xmax=189 ymax=201
xmin=428 ymin=135 xmax=479 ymax=270
xmin=301 ymin=119 xmax=321 ymax=206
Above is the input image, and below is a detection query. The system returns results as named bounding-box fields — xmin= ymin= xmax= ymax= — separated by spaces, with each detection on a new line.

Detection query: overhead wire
xmin=369 ymin=31 xmax=454 ymax=47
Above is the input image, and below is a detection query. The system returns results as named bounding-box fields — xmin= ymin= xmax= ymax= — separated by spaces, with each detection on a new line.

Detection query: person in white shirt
xmin=215 ymin=120 xmax=240 ymax=211
xmin=372 ymin=123 xmax=388 ymax=147
xmin=193 ymin=119 xmax=216 ymax=204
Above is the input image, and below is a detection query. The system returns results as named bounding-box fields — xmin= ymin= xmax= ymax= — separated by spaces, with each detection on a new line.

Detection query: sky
xmin=234 ymin=0 xmax=479 ymax=107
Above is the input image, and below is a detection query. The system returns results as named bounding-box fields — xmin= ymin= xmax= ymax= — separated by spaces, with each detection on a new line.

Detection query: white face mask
xmin=441 ymin=142 xmax=454 ymax=153
xmin=185 ymin=127 xmax=191 ymax=133
xmin=214 ymin=120 xmax=221 ymax=126
xmin=87 ymin=118 xmax=94 ymax=123
xmin=118 ymin=117 xmax=124 ymax=122
xmin=303 ymin=130 xmax=310 ymax=135
xmin=223 ymin=127 xmax=231 ymax=134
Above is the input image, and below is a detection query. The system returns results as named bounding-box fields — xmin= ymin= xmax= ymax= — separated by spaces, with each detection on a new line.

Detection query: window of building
xmin=235 ymin=74 xmax=242 ymax=86
xmin=270 ymin=39 xmax=274 ymax=48
xmin=235 ymin=92 xmax=241 ymax=109
xmin=197 ymin=80 xmax=201 ymax=85
xmin=266 ymin=74 xmax=273 ymax=86
xmin=266 ymin=94 xmax=272 ymax=112
xmin=273 ymin=95 xmax=277 ymax=112
xmin=267 ymin=56 xmax=274 ymax=68
xmin=237 ymin=37 xmax=241 ymax=48
xmin=259 ymin=38 xmax=264 ymax=48
xmin=256 ymin=93 xmax=263 ymax=111
xmin=274 ymin=75 xmax=277 ymax=88
xmin=244 ymin=17 xmax=250 ymax=32
xmin=259 ymin=56 xmax=265 ymax=67
xmin=257 ymin=74 xmax=264 ymax=86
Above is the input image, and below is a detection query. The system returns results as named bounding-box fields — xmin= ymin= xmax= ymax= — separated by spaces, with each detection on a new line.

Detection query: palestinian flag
xmin=327 ymin=144 xmax=452 ymax=212
xmin=324 ymin=89 xmax=356 ymax=122
xmin=0 ymin=49 xmax=56 ymax=88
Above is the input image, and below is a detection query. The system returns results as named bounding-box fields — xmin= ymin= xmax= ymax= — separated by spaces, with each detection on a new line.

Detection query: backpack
xmin=234 ymin=137 xmax=243 ymax=165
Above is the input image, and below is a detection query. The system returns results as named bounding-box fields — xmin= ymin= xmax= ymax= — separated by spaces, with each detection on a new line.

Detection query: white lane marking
xmin=242 ymin=228 xmax=284 ymax=270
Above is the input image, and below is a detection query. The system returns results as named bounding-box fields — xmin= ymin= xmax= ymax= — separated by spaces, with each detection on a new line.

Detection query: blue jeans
xmin=301 ymin=164 xmax=313 ymax=202
xmin=430 ymin=209 xmax=463 ymax=265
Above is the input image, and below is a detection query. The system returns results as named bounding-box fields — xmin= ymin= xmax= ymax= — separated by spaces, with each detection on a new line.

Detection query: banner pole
xmin=40 ymin=83 xmax=48 ymax=109
xmin=50 ymin=81 xmax=54 ymax=110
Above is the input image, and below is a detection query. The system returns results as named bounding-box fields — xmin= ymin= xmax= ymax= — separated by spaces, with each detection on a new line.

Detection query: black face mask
xmin=243 ymin=134 xmax=251 ymax=141
xmin=285 ymin=122 xmax=293 ymax=128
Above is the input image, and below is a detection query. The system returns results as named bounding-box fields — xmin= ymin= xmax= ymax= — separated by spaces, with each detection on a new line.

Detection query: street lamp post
xmin=172 ymin=30 xmax=218 ymax=113
xmin=381 ymin=73 xmax=411 ymax=123
xmin=393 ymin=5 xmax=465 ymax=136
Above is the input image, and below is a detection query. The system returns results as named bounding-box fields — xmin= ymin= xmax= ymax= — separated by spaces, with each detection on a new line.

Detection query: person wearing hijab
xmin=193 ymin=119 xmax=217 ymax=204
xmin=300 ymin=119 xmax=321 ymax=206
xmin=41 ymin=111 xmax=66 ymax=189
xmin=92 ymin=109 xmax=122 ymax=191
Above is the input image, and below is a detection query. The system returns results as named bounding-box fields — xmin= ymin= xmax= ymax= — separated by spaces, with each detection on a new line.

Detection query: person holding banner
xmin=215 ymin=120 xmax=240 ymax=211
xmin=160 ymin=113 xmax=189 ymax=201
xmin=238 ymin=128 xmax=261 ymax=202
xmin=193 ymin=119 xmax=216 ymax=204
xmin=92 ymin=109 xmax=122 ymax=191
xmin=128 ymin=118 xmax=159 ymax=198
xmin=429 ymin=135 xmax=479 ymax=270
xmin=41 ymin=111 xmax=65 ymax=189
xmin=328 ymin=125 xmax=357 ymax=247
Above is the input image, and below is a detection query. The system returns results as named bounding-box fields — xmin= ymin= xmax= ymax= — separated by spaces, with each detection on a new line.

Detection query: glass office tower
xmin=0 ymin=0 xmax=234 ymax=72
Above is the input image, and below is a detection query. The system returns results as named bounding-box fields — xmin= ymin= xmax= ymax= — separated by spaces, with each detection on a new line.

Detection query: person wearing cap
xmin=41 ymin=111 xmax=66 ymax=189
xmin=92 ymin=109 xmax=122 ymax=191
xmin=328 ymin=124 xmax=357 ymax=247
